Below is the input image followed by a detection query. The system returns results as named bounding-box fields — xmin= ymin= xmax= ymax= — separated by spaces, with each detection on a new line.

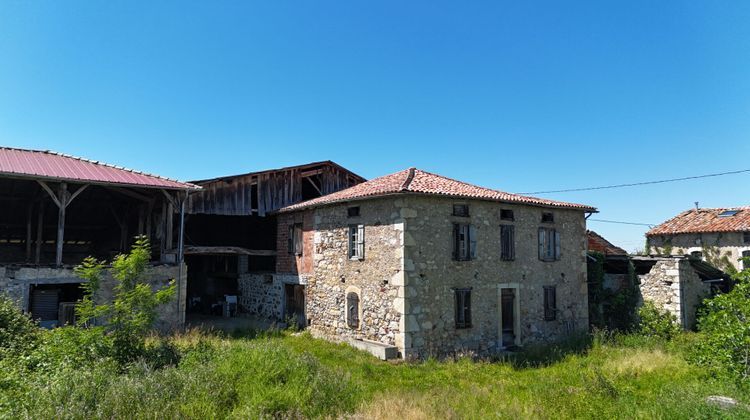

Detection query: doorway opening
xmin=499 ymin=284 xmax=521 ymax=349
xmin=284 ymin=284 xmax=306 ymax=329
xmin=28 ymin=283 xmax=84 ymax=328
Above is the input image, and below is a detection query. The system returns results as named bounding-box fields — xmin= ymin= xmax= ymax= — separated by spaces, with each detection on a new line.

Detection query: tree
xmin=74 ymin=236 xmax=175 ymax=365
xmin=695 ymin=256 xmax=750 ymax=382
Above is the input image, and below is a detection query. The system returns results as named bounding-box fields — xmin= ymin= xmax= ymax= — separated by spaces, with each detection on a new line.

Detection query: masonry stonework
xmin=638 ymin=259 xmax=711 ymax=329
xmin=402 ymin=196 xmax=589 ymax=358
xmin=0 ymin=263 xmax=187 ymax=330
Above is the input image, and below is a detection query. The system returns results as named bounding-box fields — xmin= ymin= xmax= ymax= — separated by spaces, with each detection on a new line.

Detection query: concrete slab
xmin=348 ymin=338 xmax=399 ymax=360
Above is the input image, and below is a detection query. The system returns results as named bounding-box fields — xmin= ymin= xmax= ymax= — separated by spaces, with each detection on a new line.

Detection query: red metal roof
xmin=0 ymin=147 xmax=200 ymax=190
xmin=647 ymin=207 xmax=750 ymax=235
xmin=587 ymin=230 xmax=627 ymax=255
xmin=279 ymin=167 xmax=597 ymax=212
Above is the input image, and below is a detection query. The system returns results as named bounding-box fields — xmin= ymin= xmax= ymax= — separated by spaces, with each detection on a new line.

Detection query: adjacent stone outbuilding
xmin=275 ymin=168 xmax=596 ymax=359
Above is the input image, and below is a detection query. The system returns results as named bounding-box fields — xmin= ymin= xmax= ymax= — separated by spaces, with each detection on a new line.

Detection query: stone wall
xmin=402 ymin=196 xmax=589 ymax=358
xmin=638 ymin=258 xmax=711 ymax=329
xmin=303 ymin=198 xmax=404 ymax=348
xmin=0 ymin=263 xmax=187 ymax=331
xmin=648 ymin=232 xmax=750 ymax=271
xmin=237 ymin=273 xmax=307 ymax=320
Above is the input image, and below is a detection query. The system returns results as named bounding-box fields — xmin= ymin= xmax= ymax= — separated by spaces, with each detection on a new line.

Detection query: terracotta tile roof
xmin=587 ymin=230 xmax=627 ymax=255
xmin=279 ymin=167 xmax=596 ymax=213
xmin=0 ymin=147 xmax=200 ymax=190
xmin=647 ymin=207 xmax=750 ymax=236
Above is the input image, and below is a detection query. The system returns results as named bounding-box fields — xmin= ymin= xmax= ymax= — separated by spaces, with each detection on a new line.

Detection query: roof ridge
xmin=400 ymin=167 xmax=416 ymax=191
xmin=0 ymin=146 xmax=199 ymax=189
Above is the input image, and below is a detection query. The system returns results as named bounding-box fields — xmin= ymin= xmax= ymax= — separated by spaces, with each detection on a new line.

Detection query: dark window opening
xmin=453 ymin=204 xmax=469 ymax=217
xmin=453 ymin=223 xmax=476 ymax=261
xmin=454 ymin=288 xmax=472 ymax=328
xmin=347 ymin=292 xmax=360 ymax=329
xmin=538 ymin=228 xmax=560 ymax=261
xmin=500 ymin=225 xmax=515 ymax=261
xmin=690 ymin=250 xmax=703 ymax=259
xmin=744 ymin=232 xmax=750 ymax=245
xmin=347 ymin=206 xmax=360 ymax=218
xmin=501 ymin=209 xmax=514 ymax=221
xmin=541 ymin=212 xmax=554 ymax=223
xmin=543 ymin=286 xmax=557 ymax=321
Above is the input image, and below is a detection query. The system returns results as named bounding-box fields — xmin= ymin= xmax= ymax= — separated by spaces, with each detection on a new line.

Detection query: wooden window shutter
xmin=554 ymin=230 xmax=561 ymax=260
xmin=538 ymin=228 xmax=545 ymax=260
xmin=294 ymin=224 xmax=303 ymax=256
xmin=287 ymin=225 xmax=294 ymax=254
xmin=544 ymin=286 xmax=557 ymax=320
xmin=469 ymin=225 xmax=477 ymax=260
xmin=356 ymin=224 xmax=365 ymax=260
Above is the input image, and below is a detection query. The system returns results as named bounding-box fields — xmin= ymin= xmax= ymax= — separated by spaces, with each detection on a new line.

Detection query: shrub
xmin=0 ymin=294 xmax=39 ymax=358
xmin=638 ymin=301 xmax=680 ymax=340
xmin=75 ymin=236 xmax=176 ymax=367
xmin=694 ymin=264 xmax=750 ymax=383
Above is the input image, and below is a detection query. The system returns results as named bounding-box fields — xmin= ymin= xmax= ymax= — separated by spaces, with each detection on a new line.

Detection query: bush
xmin=694 ymin=264 xmax=750 ymax=383
xmin=75 ymin=236 xmax=176 ymax=367
xmin=638 ymin=301 xmax=680 ymax=340
xmin=0 ymin=294 xmax=39 ymax=358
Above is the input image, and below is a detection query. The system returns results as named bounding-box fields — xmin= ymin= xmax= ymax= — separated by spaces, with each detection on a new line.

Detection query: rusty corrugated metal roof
xmin=279 ymin=167 xmax=597 ymax=212
xmin=647 ymin=207 xmax=750 ymax=235
xmin=0 ymin=147 xmax=200 ymax=190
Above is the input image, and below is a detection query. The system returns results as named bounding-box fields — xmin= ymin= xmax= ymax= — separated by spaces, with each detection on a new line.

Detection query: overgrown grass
xmin=1 ymin=327 xmax=748 ymax=419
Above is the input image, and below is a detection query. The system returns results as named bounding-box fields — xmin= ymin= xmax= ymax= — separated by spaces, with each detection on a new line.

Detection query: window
xmin=453 ymin=204 xmax=469 ymax=217
xmin=538 ymin=228 xmax=561 ymax=261
xmin=288 ymin=223 xmax=303 ymax=256
xmin=500 ymin=225 xmax=515 ymax=261
xmin=348 ymin=224 xmax=365 ymax=260
xmin=500 ymin=209 xmax=514 ymax=221
xmin=453 ymin=223 xmax=477 ymax=261
xmin=541 ymin=212 xmax=554 ymax=223
xmin=347 ymin=206 xmax=360 ymax=218
xmin=744 ymin=232 xmax=750 ymax=245
xmin=690 ymin=250 xmax=703 ymax=259
xmin=543 ymin=286 xmax=557 ymax=321
xmin=346 ymin=292 xmax=360 ymax=329
xmin=454 ymin=288 xmax=472 ymax=328
xmin=719 ymin=210 xmax=741 ymax=217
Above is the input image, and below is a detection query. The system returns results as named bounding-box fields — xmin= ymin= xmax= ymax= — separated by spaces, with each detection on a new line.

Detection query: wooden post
xmin=55 ymin=182 xmax=69 ymax=267
xmin=166 ymin=201 xmax=174 ymax=251
xmin=25 ymin=202 xmax=33 ymax=262
xmin=35 ymin=201 xmax=44 ymax=264
xmin=137 ymin=204 xmax=145 ymax=235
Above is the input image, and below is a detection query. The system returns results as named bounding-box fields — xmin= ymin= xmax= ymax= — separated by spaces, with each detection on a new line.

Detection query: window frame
xmin=288 ymin=223 xmax=303 ymax=256
xmin=453 ymin=204 xmax=470 ymax=217
xmin=500 ymin=209 xmax=515 ymax=221
xmin=543 ymin=285 xmax=557 ymax=321
xmin=538 ymin=227 xmax=561 ymax=262
xmin=541 ymin=212 xmax=555 ymax=223
xmin=347 ymin=206 xmax=360 ymax=218
xmin=348 ymin=224 xmax=365 ymax=260
xmin=454 ymin=288 xmax=472 ymax=329
xmin=453 ymin=223 xmax=476 ymax=261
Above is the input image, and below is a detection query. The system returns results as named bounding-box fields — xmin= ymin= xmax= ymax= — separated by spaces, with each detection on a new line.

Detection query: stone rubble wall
xmin=302 ymin=198 xmax=404 ymax=349
xmin=0 ymin=263 xmax=187 ymax=331
xmin=402 ymin=196 xmax=590 ymax=358
xmin=648 ymin=231 xmax=750 ymax=271
xmin=237 ymin=273 xmax=308 ymax=320
xmin=638 ymin=258 xmax=711 ymax=329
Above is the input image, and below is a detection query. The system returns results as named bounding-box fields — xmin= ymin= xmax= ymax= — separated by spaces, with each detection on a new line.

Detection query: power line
xmin=519 ymin=168 xmax=750 ymax=195
xmin=588 ymin=218 xmax=655 ymax=227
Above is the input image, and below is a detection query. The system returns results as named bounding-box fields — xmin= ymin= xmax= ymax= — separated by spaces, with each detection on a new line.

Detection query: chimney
xmin=695 ymin=201 xmax=700 ymax=212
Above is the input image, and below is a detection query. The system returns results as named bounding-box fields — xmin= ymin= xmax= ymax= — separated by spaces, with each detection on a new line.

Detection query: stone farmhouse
xmin=272 ymin=168 xmax=596 ymax=359
xmin=0 ymin=147 xmax=601 ymax=359
xmin=646 ymin=206 xmax=750 ymax=271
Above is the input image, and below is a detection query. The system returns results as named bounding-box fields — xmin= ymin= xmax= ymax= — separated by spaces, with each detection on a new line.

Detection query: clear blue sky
xmin=1 ymin=1 xmax=748 ymax=251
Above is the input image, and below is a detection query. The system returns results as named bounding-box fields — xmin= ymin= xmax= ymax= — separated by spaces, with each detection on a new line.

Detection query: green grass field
xmin=1 ymin=328 xmax=748 ymax=419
